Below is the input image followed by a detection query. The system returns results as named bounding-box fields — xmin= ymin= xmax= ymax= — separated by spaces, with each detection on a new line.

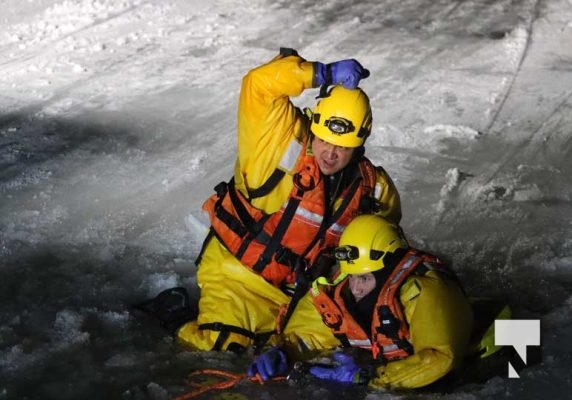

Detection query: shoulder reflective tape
xmin=329 ymin=222 xmax=345 ymax=234
xmin=382 ymin=340 xmax=412 ymax=353
xmin=348 ymin=339 xmax=372 ymax=347
xmin=390 ymin=256 xmax=417 ymax=285
xmin=279 ymin=139 xmax=303 ymax=173
xmin=374 ymin=182 xmax=382 ymax=199
xmin=294 ymin=206 xmax=323 ymax=225
xmin=278 ymin=206 xmax=346 ymax=233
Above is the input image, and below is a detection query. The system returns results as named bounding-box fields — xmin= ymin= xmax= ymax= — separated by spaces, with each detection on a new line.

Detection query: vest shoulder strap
xmin=358 ymin=159 xmax=377 ymax=190
xmin=247 ymin=168 xmax=286 ymax=199
xmin=357 ymin=159 xmax=385 ymax=213
xmin=374 ymin=250 xmax=425 ymax=358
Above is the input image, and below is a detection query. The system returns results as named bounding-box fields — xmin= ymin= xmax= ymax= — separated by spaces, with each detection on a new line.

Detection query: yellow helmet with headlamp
xmin=311 ymin=85 xmax=372 ymax=148
xmin=335 ymin=214 xmax=408 ymax=274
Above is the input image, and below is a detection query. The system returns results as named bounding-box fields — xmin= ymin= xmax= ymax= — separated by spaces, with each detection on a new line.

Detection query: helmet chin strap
xmin=316 ymin=83 xmax=332 ymax=99
xmin=350 ymin=145 xmax=365 ymax=163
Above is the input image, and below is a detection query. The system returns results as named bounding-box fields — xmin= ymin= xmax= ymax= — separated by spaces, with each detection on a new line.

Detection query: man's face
xmin=311 ymin=136 xmax=355 ymax=176
xmin=348 ymin=272 xmax=376 ymax=302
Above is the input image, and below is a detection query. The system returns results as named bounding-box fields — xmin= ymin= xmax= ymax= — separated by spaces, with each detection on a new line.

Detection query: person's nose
xmin=349 ymin=279 xmax=362 ymax=295
xmin=324 ymin=143 xmax=338 ymax=160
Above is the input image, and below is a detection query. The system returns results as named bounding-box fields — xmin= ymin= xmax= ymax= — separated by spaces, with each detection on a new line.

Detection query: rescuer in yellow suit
xmin=248 ymin=214 xmax=475 ymax=389
xmin=136 ymin=48 xmax=401 ymax=357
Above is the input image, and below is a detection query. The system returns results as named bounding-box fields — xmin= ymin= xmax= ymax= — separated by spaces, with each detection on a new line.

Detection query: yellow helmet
xmin=335 ymin=215 xmax=408 ymax=274
xmin=311 ymin=85 xmax=372 ymax=148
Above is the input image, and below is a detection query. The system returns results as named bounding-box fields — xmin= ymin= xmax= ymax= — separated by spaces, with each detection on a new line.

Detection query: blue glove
xmin=315 ymin=59 xmax=370 ymax=89
xmin=247 ymin=347 xmax=288 ymax=381
xmin=309 ymin=352 xmax=361 ymax=384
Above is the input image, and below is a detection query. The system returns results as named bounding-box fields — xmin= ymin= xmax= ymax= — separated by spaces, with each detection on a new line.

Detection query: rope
xmin=172 ymin=368 xmax=286 ymax=400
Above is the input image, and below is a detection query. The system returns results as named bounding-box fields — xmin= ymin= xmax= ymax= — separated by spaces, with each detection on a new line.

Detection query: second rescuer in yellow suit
xmin=177 ymin=49 xmax=401 ymax=356
xmin=249 ymin=214 xmax=474 ymax=389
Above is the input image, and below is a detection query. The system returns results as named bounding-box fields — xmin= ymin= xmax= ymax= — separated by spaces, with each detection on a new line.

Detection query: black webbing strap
xmin=235 ymin=213 xmax=272 ymax=260
xmin=329 ymin=175 xmax=362 ymax=222
xmin=214 ymin=177 xmax=273 ymax=259
xmin=227 ymin=177 xmax=257 ymax=229
xmin=396 ymin=338 xmax=414 ymax=356
xmin=274 ymin=246 xmax=304 ymax=269
xmin=215 ymin=206 xmax=249 ymax=238
xmin=209 ymin=179 xmax=250 ymax=239
xmin=376 ymin=305 xmax=414 ymax=356
xmin=335 ymin=333 xmax=352 ymax=348
xmin=247 ymin=169 xmax=286 ymax=199
xmin=277 ymin=258 xmax=309 ymax=333
xmin=199 ymin=322 xmax=255 ymax=351
xmin=279 ymin=47 xmax=299 ymax=57
xmin=252 ymin=188 xmax=304 ymax=273
xmin=199 ymin=322 xmax=275 ymax=352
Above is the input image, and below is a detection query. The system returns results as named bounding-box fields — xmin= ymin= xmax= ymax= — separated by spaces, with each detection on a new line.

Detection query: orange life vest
xmin=200 ymin=141 xmax=379 ymax=287
xmin=311 ymin=249 xmax=452 ymax=361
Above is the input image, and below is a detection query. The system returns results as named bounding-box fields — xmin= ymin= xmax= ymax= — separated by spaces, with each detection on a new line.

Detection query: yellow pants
xmin=177 ymin=238 xmax=339 ymax=356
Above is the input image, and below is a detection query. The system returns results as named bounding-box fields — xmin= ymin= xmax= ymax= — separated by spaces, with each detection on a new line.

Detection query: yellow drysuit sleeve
xmin=235 ymin=52 xmax=316 ymax=209
xmin=369 ymin=271 xmax=474 ymax=389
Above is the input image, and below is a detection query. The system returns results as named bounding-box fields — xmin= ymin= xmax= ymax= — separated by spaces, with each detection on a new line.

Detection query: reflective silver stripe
xmin=374 ymin=182 xmax=382 ymax=199
xmin=293 ymin=206 xmax=323 ymax=225
xmin=329 ymin=222 xmax=345 ymax=234
xmin=348 ymin=339 xmax=372 ymax=347
xmin=280 ymin=205 xmax=346 ymax=233
xmin=291 ymin=207 xmax=346 ymax=234
xmin=279 ymin=139 xmax=303 ymax=173
xmin=383 ymin=340 xmax=412 ymax=353
xmin=390 ymin=256 xmax=416 ymax=285
xmin=383 ymin=344 xmax=400 ymax=352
